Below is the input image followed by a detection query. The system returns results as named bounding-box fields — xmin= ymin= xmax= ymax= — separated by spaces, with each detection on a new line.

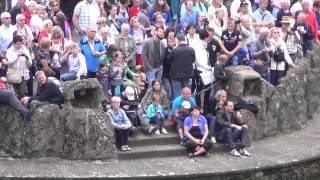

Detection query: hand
xmin=92 ymin=51 xmax=100 ymax=57
xmin=76 ymin=76 xmax=80 ymax=80
xmin=21 ymin=96 xmax=30 ymax=105
xmin=236 ymin=111 xmax=242 ymax=119
xmin=123 ymin=105 xmax=129 ymax=110
xmin=0 ymin=77 xmax=6 ymax=82
xmin=200 ymin=139 xmax=204 ymax=145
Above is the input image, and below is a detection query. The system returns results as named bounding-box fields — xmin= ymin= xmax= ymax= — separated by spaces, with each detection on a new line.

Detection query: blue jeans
xmin=162 ymin=78 xmax=172 ymax=100
xmin=205 ymin=114 xmax=217 ymax=138
xmin=60 ymin=72 xmax=77 ymax=81
xmin=218 ymin=125 xmax=249 ymax=150
xmin=171 ymin=78 xmax=191 ymax=100
xmin=150 ymin=113 xmax=165 ymax=130
xmin=146 ymin=66 xmax=163 ymax=88
xmin=226 ymin=54 xmax=239 ymax=67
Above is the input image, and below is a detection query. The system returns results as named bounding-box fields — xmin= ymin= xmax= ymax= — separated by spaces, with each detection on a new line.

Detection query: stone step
xmin=118 ymin=142 xmax=231 ymax=160
xmin=128 ymin=130 xmax=179 ymax=147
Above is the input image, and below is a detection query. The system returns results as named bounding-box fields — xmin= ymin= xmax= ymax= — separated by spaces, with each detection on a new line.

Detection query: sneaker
xmin=239 ymin=148 xmax=251 ymax=157
xmin=230 ymin=149 xmax=240 ymax=157
xmin=161 ymin=128 xmax=168 ymax=135
xmin=204 ymin=152 xmax=210 ymax=157
xmin=180 ymin=138 xmax=186 ymax=146
xmin=154 ymin=129 xmax=161 ymax=136
xmin=210 ymin=137 xmax=216 ymax=144
xmin=148 ymin=126 xmax=159 ymax=134
xmin=188 ymin=152 xmax=195 ymax=158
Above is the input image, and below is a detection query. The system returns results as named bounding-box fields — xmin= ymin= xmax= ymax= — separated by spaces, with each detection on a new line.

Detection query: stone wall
xmin=0 ymin=79 xmax=116 ymax=160
xmin=225 ymin=49 xmax=320 ymax=140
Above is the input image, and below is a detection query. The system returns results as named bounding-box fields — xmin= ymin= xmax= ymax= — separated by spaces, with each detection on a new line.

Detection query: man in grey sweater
xmin=142 ymin=27 xmax=165 ymax=88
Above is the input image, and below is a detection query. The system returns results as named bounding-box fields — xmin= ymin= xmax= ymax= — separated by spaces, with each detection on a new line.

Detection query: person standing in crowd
xmin=206 ymin=27 xmax=221 ymax=67
xmin=269 ymin=27 xmax=294 ymax=86
xmin=129 ymin=17 xmax=146 ymax=66
xmin=207 ymin=0 xmax=228 ymax=22
xmin=294 ymin=11 xmax=314 ymax=54
xmin=137 ymin=1 xmax=152 ymax=37
xmin=184 ymin=106 xmax=212 ymax=157
xmin=79 ymin=25 xmax=106 ymax=78
xmin=185 ymin=24 xmax=200 ymax=48
xmin=142 ymin=27 xmax=165 ymax=88
xmin=280 ymin=16 xmax=300 ymax=64
xmin=107 ymin=96 xmax=132 ymax=151
xmin=301 ymin=0 xmax=320 ymax=46
xmin=148 ymin=0 xmax=172 ymax=27
xmin=211 ymin=54 xmax=228 ymax=99
xmin=253 ymin=0 xmax=274 ymax=28
xmin=234 ymin=0 xmax=254 ymax=23
xmin=72 ymin=0 xmax=100 ymax=40
xmin=22 ymin=0 xmax=37 ymax=26
xmin=0 ymin=12 xmax=17 ymax=55
xmin=179 ymin=0 xmax=197 ymax=32
xmin=15 ymin=14 xmax=34 ymax=46
xmin=118 ymin=0 xmax=130 ymax=24
xmin=169 ymin=34 xmax=195 ymax=99
xmin=208 ymin=8 xmax=227 ymax=40
xmin=115 ymin=23 xmax=136 ymax=70
xmin=107 ymin=4 xmax=123 ymax=37
xmin=49 ymin=0 xmax=62 ymax=18
xmin=230 ymin=0 xmax=253 ymax=18
xmin=3 ymin=35 xmax=32 ymax=99
xmin=180 ymin=0 xmax=208 ymax=18
xmin=220 ymin=18 xmax=243 ymax=66
xmin=162 ymin=37 xmax=175 ymax=100
xmin=129 ymin=0 xmax=141 ymax=20
xmin=0 ymin=70 xmax=33 ymax=121
xmin=21 ymin=70 xmax=64 ymax=110
xmin=276 ymin=0 xmax=292 ymax=27
xmin=10 ymin=0 xmax=28 ymax=24
xmin=216 ymin=100 xmax=250 ymax=157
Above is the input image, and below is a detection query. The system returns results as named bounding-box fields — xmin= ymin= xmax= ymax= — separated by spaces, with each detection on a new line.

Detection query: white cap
xmin=125 ymin=86 xmax=135 ymax=101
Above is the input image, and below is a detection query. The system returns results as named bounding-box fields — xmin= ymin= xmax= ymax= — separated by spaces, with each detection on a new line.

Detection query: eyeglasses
xmin=96 ymin=22 xmax=101 ymax=25
xmin=4 ymin=17 xmax=11 ymax=19
xmin=273 ymin=31 xmax=279 ymax=34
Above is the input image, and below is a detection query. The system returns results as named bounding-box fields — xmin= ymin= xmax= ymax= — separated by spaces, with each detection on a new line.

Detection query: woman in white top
xmin=207 ymin=0 xmax=228 ymax=21
xmin=269 ymin=27 xmax=294 ymax=86
xmin=208 ymin=8 xmax=227 ymax=40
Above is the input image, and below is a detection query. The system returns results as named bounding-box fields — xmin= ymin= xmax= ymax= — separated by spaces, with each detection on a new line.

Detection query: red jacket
xmin=22 ymin=11 xmax=32 ymax=25
xmin=306 ymin=11 xmax=318 ymax=41
xmin=129 ymin=6 xmax=140 ymax=20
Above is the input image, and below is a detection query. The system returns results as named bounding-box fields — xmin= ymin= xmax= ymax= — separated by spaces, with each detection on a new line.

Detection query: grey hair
xmin=215 ymin=90 xmax=227 ymax=101
xmin=0 ymin=12 xmax=10 ymax=20
xmin=16 ymin=14 xmax=25 ymax=22
xmin=35 ymin=70 xmax=45 ymax=78
xmin=121 ymin=23 xmax=130 ymax=33
xmin=111 ymin=96 xmax=121 ymax=103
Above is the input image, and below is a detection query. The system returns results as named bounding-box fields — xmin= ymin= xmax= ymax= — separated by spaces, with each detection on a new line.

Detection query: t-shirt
xmin=221 ymin=30 xmax=242 ymax=51
xmin=170 ymin=96 xmax=197 ymax=117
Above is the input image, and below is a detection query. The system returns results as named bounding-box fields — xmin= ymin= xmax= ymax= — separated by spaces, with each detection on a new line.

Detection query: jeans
xmin=0 ymin=88 xmax=29 ymax=117
xmin=114 ymin=128 xmax=129 ymax=147
xmin=149 ymin=113 xmax=165 ymax=130
xmin=270 ymin=69 xmax=286 ymax=86
xmin=162 ymin=78 xmax=172 ymax=101
xmin=171 ymin=78 xmax=191 ymax=100
xmin=146 ymin=66 xmax=163 ymax=88
xmin=218 ymin=125 xmax=249 ymax=150
xmin=60 ymin=72 xmax=77 ymax=81
xmin=205 ymin=114 xmax=217 ymax=138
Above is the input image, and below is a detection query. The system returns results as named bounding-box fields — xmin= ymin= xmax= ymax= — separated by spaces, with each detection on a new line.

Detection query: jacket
xmin=30 ymin=80 xmax=64 ymax=105
xmin=115 ymin=35 xmax=136 ymax=65
xmin=141 ymin=88 xmax=170 ymax=110
xmin=169 ymin=44 xmax=195 ymax=79
xmin=142 ymin=37 xmax=165 ymax=72
xmin=216 ymin=108 xmax=242 ymax=132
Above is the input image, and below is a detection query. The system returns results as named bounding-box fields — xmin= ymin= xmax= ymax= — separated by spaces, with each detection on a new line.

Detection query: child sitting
xmin=146 ymin=95 xmax=168 ymax=135
xmin=176 ymin=100 xmax=191 ymax=145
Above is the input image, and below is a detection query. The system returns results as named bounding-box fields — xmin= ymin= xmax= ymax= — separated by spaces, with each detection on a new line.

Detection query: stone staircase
xmin=117 ymin=125 xmax=231 ymax=160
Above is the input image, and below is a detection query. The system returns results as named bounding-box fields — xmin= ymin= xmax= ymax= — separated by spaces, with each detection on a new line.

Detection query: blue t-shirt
xmin=170 ymin=96 xmax=196 ymax=117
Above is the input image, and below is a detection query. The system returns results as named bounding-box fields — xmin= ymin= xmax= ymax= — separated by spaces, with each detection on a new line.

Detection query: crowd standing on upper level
xmin=0 ymin=0 xmax=318 ymax=157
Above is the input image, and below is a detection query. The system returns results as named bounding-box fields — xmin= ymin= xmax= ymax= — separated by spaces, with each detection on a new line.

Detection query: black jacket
xmin=216 ymin=108 xmax=242 ymax=132
xmin=169 ymin=44 xmax=195 ymax=79
xmin=30 ymin=80 xmax=64 ymax=105
xmin=214 ymin=63 xmax=227 ymax=83
xmin=162 ymin=47 xmax=173 ymax=79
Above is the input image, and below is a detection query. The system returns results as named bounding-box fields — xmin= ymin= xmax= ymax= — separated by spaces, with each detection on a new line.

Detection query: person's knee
xmin=242 ymin=125 xmax=248 ymax=132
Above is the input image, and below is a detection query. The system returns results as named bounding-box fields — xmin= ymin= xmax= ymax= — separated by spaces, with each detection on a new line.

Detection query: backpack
xmin=273 ymin=47 xmax=285 ymax=63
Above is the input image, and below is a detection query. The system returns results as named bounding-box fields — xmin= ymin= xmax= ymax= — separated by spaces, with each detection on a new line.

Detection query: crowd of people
xmin=0 ymin=0 xmax=318 ymax=157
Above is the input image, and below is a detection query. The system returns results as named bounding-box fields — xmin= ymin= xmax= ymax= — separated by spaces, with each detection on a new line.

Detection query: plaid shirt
xmin=282 ymin=30 xmax=299 ymax=54
xmin=73 ymin=1 xmax=100 ymax=31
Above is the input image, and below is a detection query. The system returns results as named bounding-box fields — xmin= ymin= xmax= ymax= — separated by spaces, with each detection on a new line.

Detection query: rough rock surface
xmin=225 ymin=49 xmax=320 ymax=140
xmin=0 ymin=79 xmax=116 ymax=159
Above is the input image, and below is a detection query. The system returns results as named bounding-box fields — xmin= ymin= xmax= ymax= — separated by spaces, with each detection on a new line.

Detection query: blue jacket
xmin=184 ymin=115 xmax=207 ymax=136
xmin=146 ymin=103 xmax=163 ymax=121
xmin=79 ymin=37 xmax=106 ymax=73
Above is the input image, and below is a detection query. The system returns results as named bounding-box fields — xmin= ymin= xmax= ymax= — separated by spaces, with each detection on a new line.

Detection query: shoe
xmin=239 ymin=148 xmax=250 ymax=157
xmin=230 ymin=149 xmax=240 ymax=157
xmin=148 ymin=126 xmax=158 ymax=134
xmin=180 ymin=138 xmax=186 ymax=146
xmin=161 ymin=128 xmax=168 ymax=135
xmin=210 ymin=137 xmax=216 ymax=144
xmin=188 ymin=152 xmax=195 ymax=158
xmin=154 ymin=129 xmax=161 ymax=136
xmin=204 ymin=152 xmax=210 ymax=157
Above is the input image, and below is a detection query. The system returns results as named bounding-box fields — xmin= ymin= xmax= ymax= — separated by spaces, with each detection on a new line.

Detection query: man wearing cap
xmin=276 ymin=0 xmax=292 ymax=27
xmin=121 ymin=86 xmax=140 ymax=129
xmin=234 ymin=0 xmax=254 ymax=23
xmin=253 ymin=0 xmax=274 ymax=28
xmin=280 ymin=16 xmax=300 ymax=63
xmin=230 ymin=0 xmax=253 ymax=18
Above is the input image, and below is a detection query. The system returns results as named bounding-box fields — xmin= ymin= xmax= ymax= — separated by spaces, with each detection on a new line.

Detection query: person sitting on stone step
xmin=21 ymin=70 xmax=64 ymax=111
xmin=175 ymin=100 xmax=191 ymax=146
xmin=121 ymin=86 xmax=140 ymax=134
xmin=215 ymin=100 xmax=250 ymax=157
xmin=146 ymin=94 xmax=168 ymax=135
xmin=107 ymin=96 xmax=132 ymax=151
xmin=184 ymin=106 xmax=213 ymax=157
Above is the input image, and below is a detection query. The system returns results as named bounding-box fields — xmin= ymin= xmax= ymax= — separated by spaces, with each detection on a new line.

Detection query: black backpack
xmin=273 ymin=47 xmax=285 ymax=62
